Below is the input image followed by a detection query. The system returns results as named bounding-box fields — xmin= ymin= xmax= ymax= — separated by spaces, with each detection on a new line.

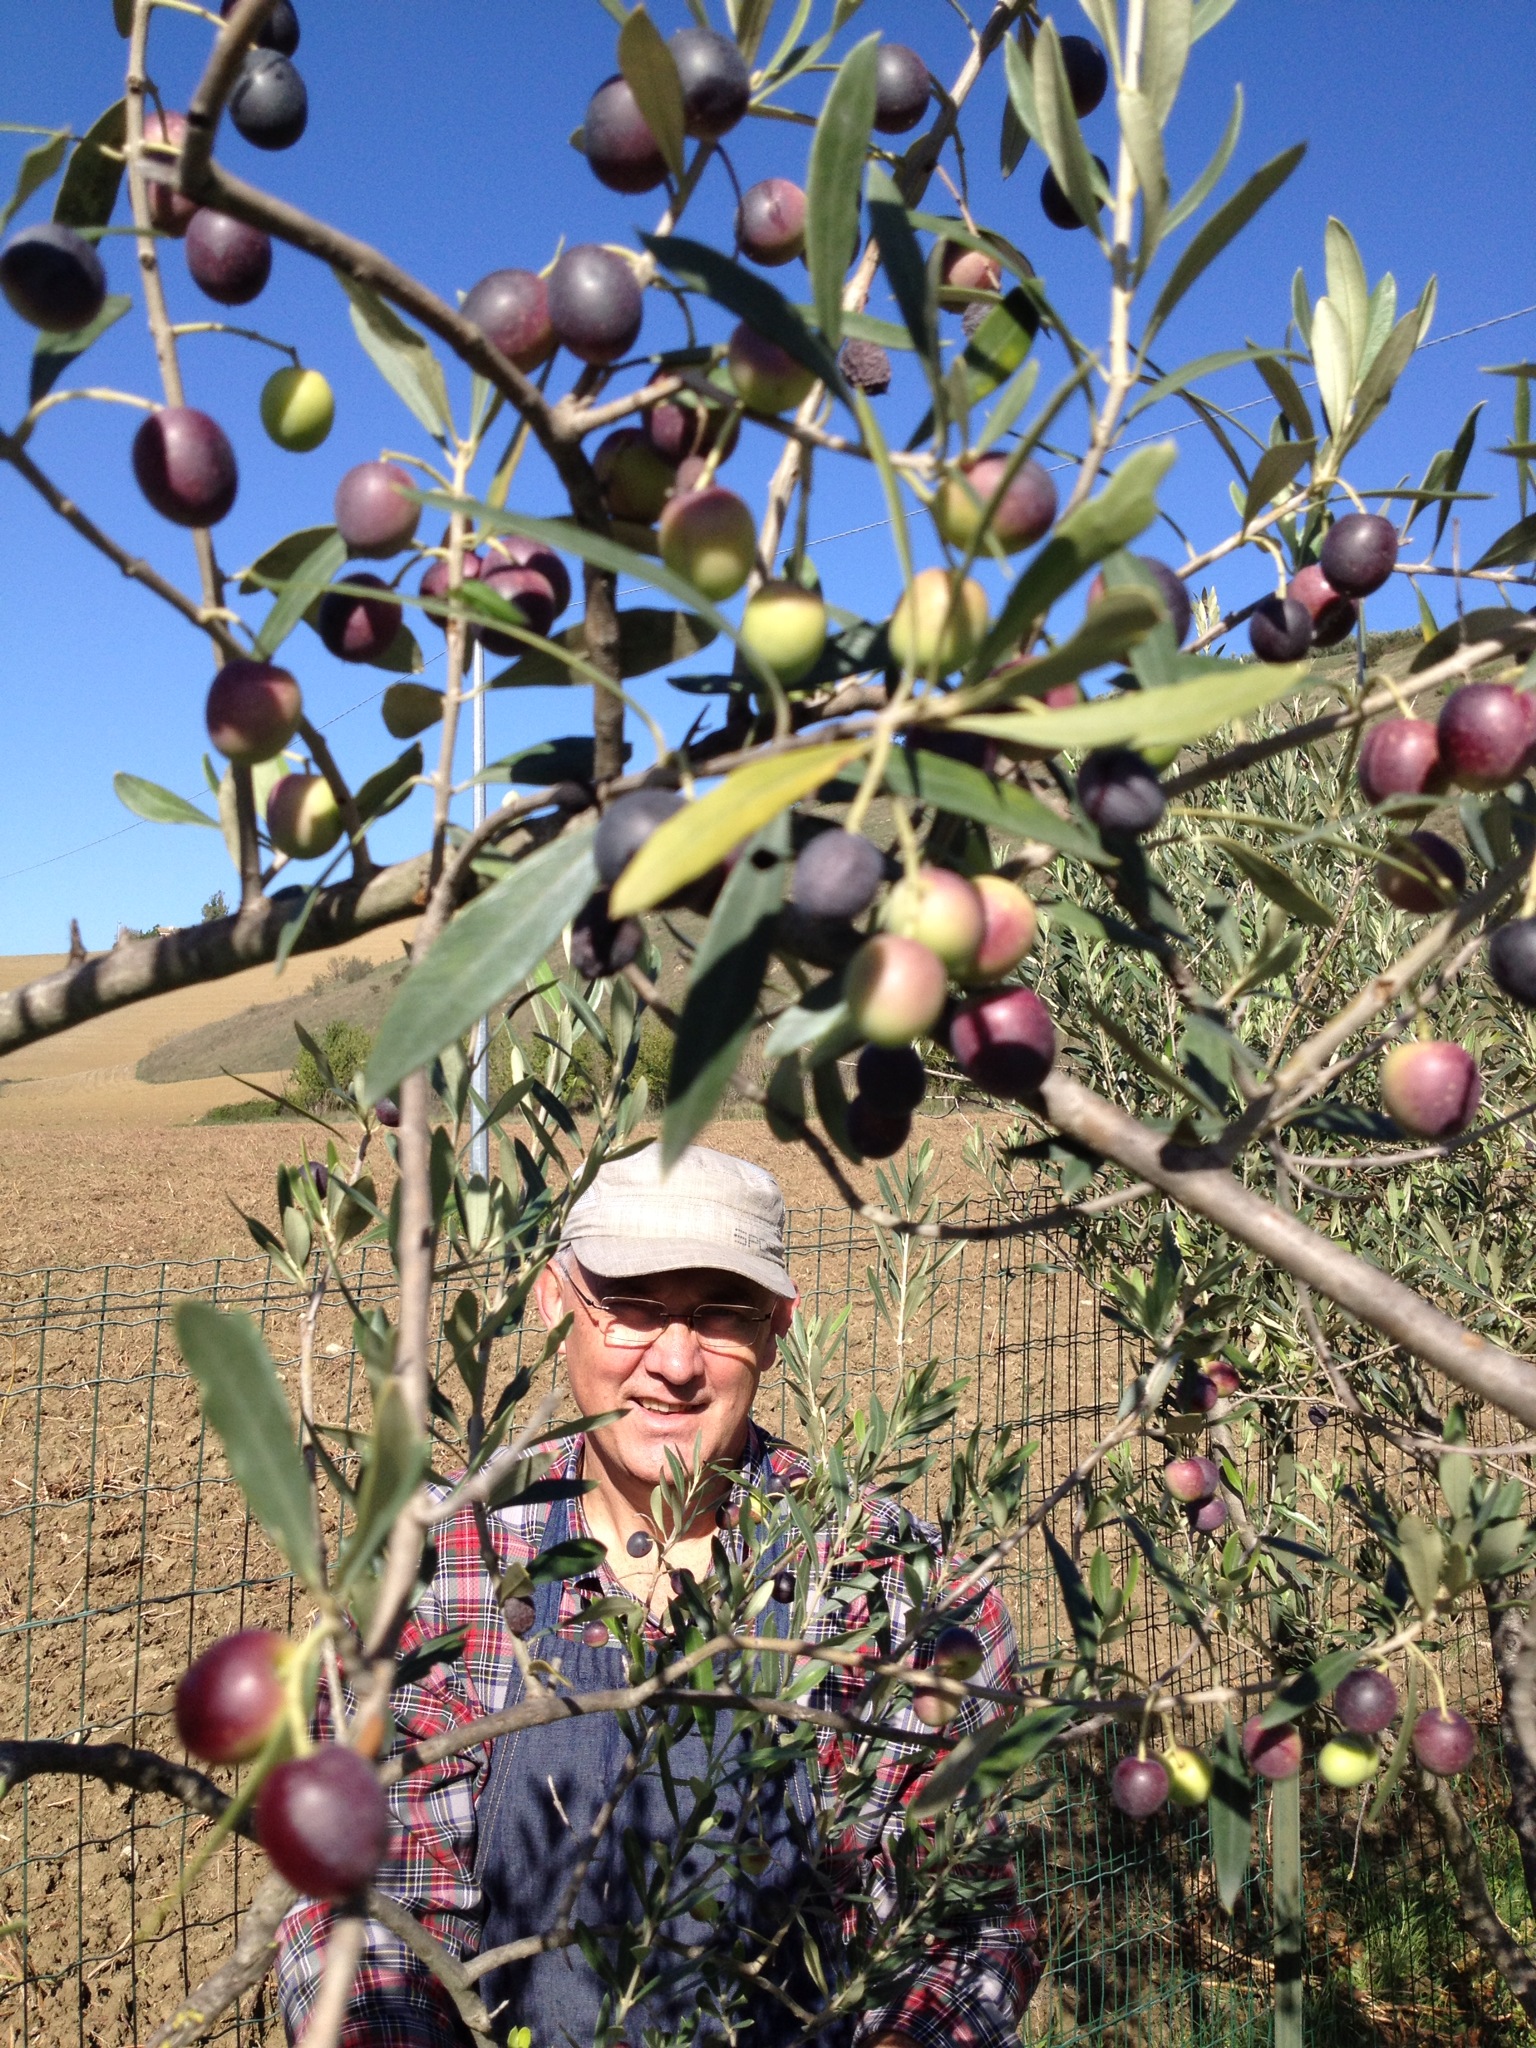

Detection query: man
xmin=278 ymin=1146 xmax=1037 ymax=2046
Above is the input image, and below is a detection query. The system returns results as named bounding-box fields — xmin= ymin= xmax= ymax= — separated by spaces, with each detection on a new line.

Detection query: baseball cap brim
xmin=567 ymin=1235 xmax=797 ymax=1299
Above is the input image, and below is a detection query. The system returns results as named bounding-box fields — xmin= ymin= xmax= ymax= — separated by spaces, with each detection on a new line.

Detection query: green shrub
xmin=485 ymin=1015 xmax=607 ymax=1112
xmin=198 ymin=1098 xmax=282 ymax=1125
xmin=633 ymin=1017 xmax=671 ymax=1105
xmin=289 ymin=1018 xmax=374 ymax=1112
xmin=307 ymin=954 xmax=375 ymax=994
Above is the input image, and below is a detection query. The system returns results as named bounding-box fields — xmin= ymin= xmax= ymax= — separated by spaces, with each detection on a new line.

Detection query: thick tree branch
xmin=0 ymin=782 xmax=595 ymax=1061
xmin=0 ymin=852 xmax=432 ymax=1057
xmin=1038 ymin=1066 xmax=1536 ymax=1428
xmin=0 ymin=1738 xmax=229 ymax=1814
xmin=146 ymin=1871 xmax=296 ymax=2048
xmin=0 ymin=1737 xmax=495 ymax=2043
xmin=1415 ymin=1765 xmax=1536 ymax=2020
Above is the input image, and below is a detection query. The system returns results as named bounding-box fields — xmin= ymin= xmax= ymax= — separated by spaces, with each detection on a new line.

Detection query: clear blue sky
xmin=1 ymin=1 xmax=1533 ymax=955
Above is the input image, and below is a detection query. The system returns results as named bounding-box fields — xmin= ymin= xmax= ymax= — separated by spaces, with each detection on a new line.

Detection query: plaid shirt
xmin=276 ymin=1424 xmax=1039 ymax=2047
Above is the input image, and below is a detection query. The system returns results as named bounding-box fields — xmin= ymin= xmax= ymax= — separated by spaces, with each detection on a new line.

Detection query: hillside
xmin=135 ymin=949 xmax=410 ymax=1084
xmin=0 ymin=921 xmax=418 ymax=1127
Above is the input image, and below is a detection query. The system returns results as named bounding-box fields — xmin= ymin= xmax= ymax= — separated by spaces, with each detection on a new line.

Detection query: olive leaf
xmin=618 ymin=6 xmax=686 ymax=181
xmin=114 ymin=773 xmax=219 ymax=829
xmin=609 ymin=740 xmax=868 ymax=918
xmin=336 ymin=271 xmax=453 ymax=441
xmin=173 ymin=1301 xmax=322 ymax=1590
xmin=805 ymin=33 xmax=879 ymax=347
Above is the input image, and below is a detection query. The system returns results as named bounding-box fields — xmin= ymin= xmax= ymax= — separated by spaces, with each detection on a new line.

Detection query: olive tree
xmin=5 ymin=0 xmax=1536 ymax=2040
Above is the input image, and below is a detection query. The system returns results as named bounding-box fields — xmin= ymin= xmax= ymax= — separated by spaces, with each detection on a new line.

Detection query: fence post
xmin=469 ymin=636 xmax=490 ymax=1183
xmin=1270 ymin=1427 xmax=1305 ymax=2048
xmin=1271 ymin=1770 xmax=1305 ymax=2048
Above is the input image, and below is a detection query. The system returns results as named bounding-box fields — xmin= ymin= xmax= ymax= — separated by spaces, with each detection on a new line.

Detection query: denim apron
xmin=474 ymin=1497 xmax=847 ymax=2047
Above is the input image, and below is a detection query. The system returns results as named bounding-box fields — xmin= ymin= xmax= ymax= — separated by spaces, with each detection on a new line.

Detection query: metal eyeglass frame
xmin=561 ymin=1267 xmax=774 ymax=1355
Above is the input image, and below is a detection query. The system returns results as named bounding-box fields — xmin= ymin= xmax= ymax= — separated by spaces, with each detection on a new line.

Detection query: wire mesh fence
xmin=0 ymin=1203 xmax=1530 ymax=2045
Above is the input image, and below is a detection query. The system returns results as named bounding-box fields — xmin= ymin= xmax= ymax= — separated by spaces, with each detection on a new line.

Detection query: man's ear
xmin=532 ymin=1257 xmax=568 ymax=1334
xmin=769 ymin=1289 xmax=799 ymax=1341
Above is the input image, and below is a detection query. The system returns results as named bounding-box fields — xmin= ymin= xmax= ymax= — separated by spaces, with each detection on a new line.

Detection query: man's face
xmin=535 ymin=1258 xmax=795 ymax=1493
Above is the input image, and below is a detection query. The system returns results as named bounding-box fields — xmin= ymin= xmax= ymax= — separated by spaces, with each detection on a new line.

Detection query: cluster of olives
xmin=1110 ymin=1664 xmax=1476 ymax=1821
xmin=1333 ymin=505 xmax=1536 ymax=1144
xmin=0 ymin=1 xmax=334 ymax=520
xmin=581 ymin=28 xmax=933 ymax=199
xmin=199 ymin=451 xmax=554 ymax=861
xmin=1245 ymin=511 xmax=1398 ymax=664
xmin=174 ymin=1627 xmax=391 ymax=1901
xmin=582 ymin=774 xmax=1052 ymax=1152
xmin=1031 ymin=37 xmax=1111 ymax=233
xmin=1159 ymin=1361 xmax=1245 ymax=1535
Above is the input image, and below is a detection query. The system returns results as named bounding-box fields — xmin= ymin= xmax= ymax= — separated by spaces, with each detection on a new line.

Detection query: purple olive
xmin=1058 ymin=35 xmax=1108 ymax=115
xmin=184 ymin=208 xmax=272 ymax=305
xmin=1111 ymin=1755 xmax=1169 ymax=1818
xmin=1437 ymin=683 xmax=1534 ymax=792
xmin=461 ymin=269 xmax=555 ymax=373
xmin=1411 ymin=1708 xmax=1476 ymax=1777
xmin=737 ymin=178 xmax=806 ymax=267
xmin=1489 ymin=918 xmax=1536 ymax=1007
xmin=583 ymin=75 xmax=667 ymax=194
xmin=1249 ymin=593 xmax=1314 ymax=663
xmin=1357 ymin=718 xmax=1443 ymax=805
xmin=1334 ymin=1668 xmax=1399 ymax=1736
xmin=228 ymin=49 xmax=308 ymax=151
xmin=948 ymin=987 xmax=1056 ymax=1099
xmin=334 ymin=461 xmax=419 ymax=559
xmin=0 ymin=222 xmax=107 ymax=332
xmin=220 ymin=0 xmax=299 ymax=54
xmin=547 ymin=245 xmax=644 ymax=366
xmin=133 ymin=408 xmax=238 ymax=526
xmin=792 ymin=830 xmax=885 ymax=920
xmin=317 ymin=571 xmax=401 ymax=663
xmin=1320 ymin=513 xmax=1398 ymax=599
xmin=669 ymin=27 xmax=750 ymax=139
xmin=873 ymin=44 xmax=931 ymax=133
xmin=1373 ymin=830 xmax=1465 ymax=914
xmin=846 ymin=1097 xmax=911 ymax=1159
xmin=1077 ymin=749 xmax=1166 ymax=837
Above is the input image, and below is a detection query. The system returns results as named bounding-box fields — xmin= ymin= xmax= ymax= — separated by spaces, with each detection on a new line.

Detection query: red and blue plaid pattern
xmin=276 ymin=1425 xmax=1040 ymax=2046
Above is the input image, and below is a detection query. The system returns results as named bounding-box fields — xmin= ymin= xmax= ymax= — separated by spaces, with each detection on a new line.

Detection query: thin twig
xmin=296 ymin=1905 xmax=367 ymax=2048
xmin=1166 ymin=624 xmax=1536 ymax=800
xmin=0 ymin=432 xmax=241 ymax=655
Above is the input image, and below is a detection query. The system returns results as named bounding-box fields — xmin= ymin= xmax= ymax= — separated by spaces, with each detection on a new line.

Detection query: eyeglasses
xmin=564 ymin=1269 xmax=774 ymax=1357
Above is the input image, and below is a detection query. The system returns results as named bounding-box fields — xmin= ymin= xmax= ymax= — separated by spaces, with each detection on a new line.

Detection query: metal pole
xmin=469 ymin=637 xmax=490 ymax=1183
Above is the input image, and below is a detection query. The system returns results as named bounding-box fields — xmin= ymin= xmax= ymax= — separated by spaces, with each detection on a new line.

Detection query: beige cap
xmin=560 ymin=1145 xmax=795 ymax=1298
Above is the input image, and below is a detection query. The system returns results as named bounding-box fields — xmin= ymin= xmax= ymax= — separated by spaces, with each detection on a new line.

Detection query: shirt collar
xmin=550 ymin=1416 xmax=780 ymax=1490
